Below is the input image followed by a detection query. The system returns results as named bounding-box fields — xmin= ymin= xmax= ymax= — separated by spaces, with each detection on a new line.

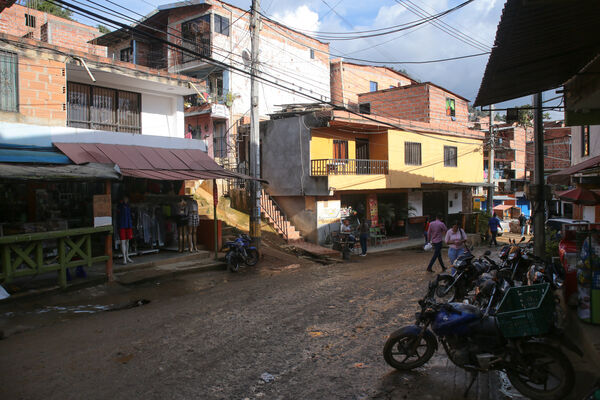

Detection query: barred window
xmin=67 ymin=82 xmax=141 ymax=133
xmin=213 ymin=121 xmax=227 ymax=158
xmin=358 ymin=103 xmax=370 ymax=114
xmin=333 ymin=140 xmax=348 ymax=160
xmin=120 ymin=48 xmax=131 ymax=62
xmin=444 ymin=146 xmax=457 ymax=167
xmin=0 ymin=50 xmax=18 ymax=112
xmin=405 ymin=142 xmax=421 ymax=165
xmin=25 ymin=14 xmax=36 ymax=28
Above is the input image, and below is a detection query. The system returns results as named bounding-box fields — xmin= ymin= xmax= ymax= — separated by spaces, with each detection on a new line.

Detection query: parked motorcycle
xmin=383 ymin=282 xmax=577 ymax=400
xmin=224 ymin=234 xmax=259 ymax=272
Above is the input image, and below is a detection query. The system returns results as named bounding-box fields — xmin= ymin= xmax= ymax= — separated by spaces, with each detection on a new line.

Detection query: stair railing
xmin=260 ymin=190 xmax=289 ymax=241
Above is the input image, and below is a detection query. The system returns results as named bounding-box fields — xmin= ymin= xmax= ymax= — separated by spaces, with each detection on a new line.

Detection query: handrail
xmin=261 ymin=190 xmax=288 ymax=241
xmin=0 ymin=226 xmax=112 ymax=245
xmin=310 ymin=159 xmax=389 ymax=176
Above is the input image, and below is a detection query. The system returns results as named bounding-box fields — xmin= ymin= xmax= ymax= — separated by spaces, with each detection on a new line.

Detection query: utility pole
xmin=487 ymin=105 xmax=495 ymax=213
xmin=249 ymin=0 xmax=261 ymax=248
xmin=533 ymin=93 xmax=545 ymax=258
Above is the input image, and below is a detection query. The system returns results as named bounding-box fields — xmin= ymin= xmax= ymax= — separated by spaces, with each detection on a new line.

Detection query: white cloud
xmin=272 ymin=5 xmax=320 ymax=33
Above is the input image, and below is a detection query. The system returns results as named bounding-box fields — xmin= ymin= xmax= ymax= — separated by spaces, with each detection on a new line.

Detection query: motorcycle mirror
xmin=520 ymin=236 xmax=526 ymax=243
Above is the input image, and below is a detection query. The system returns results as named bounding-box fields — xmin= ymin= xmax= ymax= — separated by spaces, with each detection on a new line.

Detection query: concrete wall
xmin=141 ymin=93 xmax=184 ymax=138
xmin=571 ymin=125 xmax=600 ymax=165
xmin=261 ymin=114 xmax=328 ymax=196
xmin=275 ymin=195 xmax=318 ymax=243
xmin=448 ymin=189 xmax=463 ymax=213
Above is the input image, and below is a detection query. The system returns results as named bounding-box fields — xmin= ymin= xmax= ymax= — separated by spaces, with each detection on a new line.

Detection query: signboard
xmin=317 ymin=200 xmax=341 ymax=244
xmin=93 ymin=194 xmax=112 ymax=227
xmin=367 ymin=194 xmax=378 ymax=226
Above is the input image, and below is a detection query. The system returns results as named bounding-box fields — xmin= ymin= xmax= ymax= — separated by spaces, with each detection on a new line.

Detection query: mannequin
xmin=117 ymin=196 xmax=134 ymax=264
xmin=187 ymin=197 xmax=199 ymax=252
xmin=176 ymin=198 xmax=188 ymax=252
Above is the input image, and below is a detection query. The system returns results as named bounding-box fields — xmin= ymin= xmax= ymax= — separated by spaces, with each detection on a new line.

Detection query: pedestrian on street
xmin=426 ymin=214 xmax=447 ymax=272
xmin=423 ymin=217 xmax=430 ymax=244
xmin=445 ymin=221 xmax=467 ymax=265
xmin=359 ymin=219 xmax=370 ymax=256
xmin=488 ymin=213 xmax=502 ymax=246
xmin=518 ymin=213 xmax=527 ymax=236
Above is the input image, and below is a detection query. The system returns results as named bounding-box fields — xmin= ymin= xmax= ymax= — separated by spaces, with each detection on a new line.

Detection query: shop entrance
xmin=377 ymin=192 xmax=409 ymax=237
xmin=423 ymin=191 xmax=447 ymax=221
xmin=340 ymin=194 xmax=367 ymax=227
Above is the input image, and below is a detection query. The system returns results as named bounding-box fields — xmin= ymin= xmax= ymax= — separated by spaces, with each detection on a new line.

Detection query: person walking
xmin=423 ymin=217 xmax=431 ymax=244
xmin=426 ymin=214 xmax=447 ymax=272
xmin=359 ymin=219 xmax=370 ymax=256
xmin=488 ymin=212 xmax=502 ymax=246
xmin=445 ymin=221 xmax=467 ymax=265
xmin=518 ymin=213 xmax=527 ymax=236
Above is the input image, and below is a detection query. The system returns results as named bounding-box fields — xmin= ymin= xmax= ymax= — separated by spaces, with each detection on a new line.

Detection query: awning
xmin=547 ymin=154 xmax=600 ymax=184
xmin=0 ymin=162 xmax=121 ymax=180
xmin=493 ymin=204 xmax=514 ymax=211
xmin=54 ymin=142 xmax=261 ymax=181
xmin=420 ymin=182 xmax=493 ymax=188
xmin=474 ymin=0 xmax=600 ymax=106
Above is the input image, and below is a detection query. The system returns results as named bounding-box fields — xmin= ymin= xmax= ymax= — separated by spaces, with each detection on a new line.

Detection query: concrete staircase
xmin=260 ymin=190 xmax=302 ymax=242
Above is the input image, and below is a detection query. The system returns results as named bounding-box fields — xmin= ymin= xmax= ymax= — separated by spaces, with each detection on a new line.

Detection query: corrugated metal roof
xmin=54 ymin=142 xmax=260 ymax=181
xmin=547 ymin=153 xmax=600 ymax=183
xmin=474 ymin=0 xmax=600 ymax=106
xmin=0 ymin=162 xmax=121 ymax=180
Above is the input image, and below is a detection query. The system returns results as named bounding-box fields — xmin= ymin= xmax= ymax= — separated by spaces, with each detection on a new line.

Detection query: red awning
xmin=493 ymin=204 xmax=514 ymax=211
xmin=54 ymin=142 xmax=261 ymax=181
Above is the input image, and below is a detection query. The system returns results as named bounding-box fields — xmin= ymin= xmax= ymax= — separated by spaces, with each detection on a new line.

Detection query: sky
xmin=71 ymin=0 xmax=563 ymax=119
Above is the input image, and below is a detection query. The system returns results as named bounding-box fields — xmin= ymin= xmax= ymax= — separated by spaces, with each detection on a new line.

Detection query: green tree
xmin=97 ymin=25 xmax=111 ymax=34
xmin=494 ymin=113 xmax=506 ymax=122
xmin=26 ymin=0 xmax=72 ymax=19
xmin=468 ymin=104 xmax=489 ymax=121
xmin=512 ymin=105 xmax=552 ymax=128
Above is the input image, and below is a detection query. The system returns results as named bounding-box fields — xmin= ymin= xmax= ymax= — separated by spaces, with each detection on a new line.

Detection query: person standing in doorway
xmin=518 ymin=213 xmax=527 ymax=236
xmin=488 ymin=212 xmax=502 ymax=246
xmin=426 ymin=214 xmax=447 ymax=272
xmin=176 ymin=198 xmax=189 ymax=253
xmin=117 ymin=196 xmax=134 ymax=264
xmin=359 ymin=219 xmax=370 ymax=256
xmin=445 ymin=221 xmax=467 ymax=265
xmin=187 ymin=197 xmax=199 ymax=252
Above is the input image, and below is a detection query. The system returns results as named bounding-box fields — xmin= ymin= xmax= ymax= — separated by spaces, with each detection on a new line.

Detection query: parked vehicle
xmin=224 ymin=234 xmax=259 ymax=272
xmin=383 ymin=282 xmax=577 ymax=400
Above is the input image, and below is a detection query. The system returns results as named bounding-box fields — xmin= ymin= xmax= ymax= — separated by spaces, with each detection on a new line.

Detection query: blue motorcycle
xmin=224 ymin=234 xmax=259 ymax=273
xmin=383 ymin=282 xmax=577 ymax=400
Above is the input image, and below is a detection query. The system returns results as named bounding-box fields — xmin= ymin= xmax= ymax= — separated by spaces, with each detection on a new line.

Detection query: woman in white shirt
xmin=445 ymin=222 xmax=467 ymax=265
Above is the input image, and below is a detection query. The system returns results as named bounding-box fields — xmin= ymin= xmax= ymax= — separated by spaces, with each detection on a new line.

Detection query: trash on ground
xmin=260 ymin=372 xmax=275 ymax=383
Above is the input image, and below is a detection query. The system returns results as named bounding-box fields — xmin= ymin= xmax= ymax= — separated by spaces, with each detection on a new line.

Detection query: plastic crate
xmin=496 ymin=283 xmax=555 ymax=338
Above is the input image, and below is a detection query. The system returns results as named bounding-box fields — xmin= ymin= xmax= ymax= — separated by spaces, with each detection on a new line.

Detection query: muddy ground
xmin=0 ymin=243 xmax=596 ymax=400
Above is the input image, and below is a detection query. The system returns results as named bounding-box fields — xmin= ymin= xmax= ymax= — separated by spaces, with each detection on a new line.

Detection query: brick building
xmin=92 ymin=0 xmax=331 ymax=163
xmin=0 ymin=2 xmax=106 ymax=56
xmin=330 ymin=59 xmax=415 ymax=110
xmin=525 ymin=120 xmax=571 ymax=178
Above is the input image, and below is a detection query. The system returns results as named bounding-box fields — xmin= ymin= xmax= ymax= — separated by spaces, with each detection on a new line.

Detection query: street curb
xmin=115 ymin=261 xmax=226 ymax=286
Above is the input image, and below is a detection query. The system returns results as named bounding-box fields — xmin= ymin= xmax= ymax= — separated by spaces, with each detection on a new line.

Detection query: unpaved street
xmin=0 ymin=247 xmax=591 ymax=399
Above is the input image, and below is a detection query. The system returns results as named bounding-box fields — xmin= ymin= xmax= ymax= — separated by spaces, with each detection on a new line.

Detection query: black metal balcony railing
xmin=181 ymin=38 xmax=211 ymax=64
xmin=311 ymin=159 xmax=389 ymax=176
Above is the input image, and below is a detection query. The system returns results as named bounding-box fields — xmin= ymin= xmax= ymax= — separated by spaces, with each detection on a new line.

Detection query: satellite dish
xmin=241 ymin=50 xmax=251 ymax=69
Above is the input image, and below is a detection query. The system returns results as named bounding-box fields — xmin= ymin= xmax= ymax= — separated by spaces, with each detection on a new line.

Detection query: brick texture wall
xmin=330 ymin=60 xmax=414 ymax=109
xmin=16 ymin=55 xmax=66 ymax=124
xmin=525 ymin=127 xmax=571 ymax=178
xmin=0 ymin=3 xmax=106 ymax=56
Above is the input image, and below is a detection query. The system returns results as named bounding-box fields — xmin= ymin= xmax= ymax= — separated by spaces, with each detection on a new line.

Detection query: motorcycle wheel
xmin=226 ymin=253 xmax=240 ymax=273
xmin=506 ymin=343 xmax=575 ymax=400
xmin=245 ymin=249 xmax=259 ymax=266
xmin=434 ymin=275 xmax=456 ymax=303
xmin=383 ymin=329 xmax=436 ymax=370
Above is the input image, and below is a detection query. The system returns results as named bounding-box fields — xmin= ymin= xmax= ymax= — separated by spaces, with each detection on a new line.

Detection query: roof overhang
xmin=547 ymin=154 xmax=600 ymax=184
xmin=420 ymin=182 xmax=493 ymax=189
xmin=474 ymin=0 xmax=600 ymax=107
xmin=0 ymin=162 xmax=121 ymax=180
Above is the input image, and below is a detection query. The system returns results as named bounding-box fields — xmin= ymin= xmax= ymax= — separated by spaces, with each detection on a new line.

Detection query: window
xmin=446 ymin=97 xmax=456 ymax=117
xmin=214 ymin=14 xmax=230 ymax=36
xmin=582 ymin=125 xmax=590 ymax=157
xmin=405 ymin=142 xmax=422 ymax=165
xmin=67 ymin=82 xmax=141 ymax=133
xmin=543 ymin=145 xmax=548 ymax=156
xmin=213 ymin=121 xmax=227 ymax=158
xmin=182 ymin=15 xmax=211 ymax=61
xmin=358 ymin=103 xmax=371 ymax=114
xmin=444 ymin=146 xmax=457 ymax=167
xmin=25 ymin=14 xmax=36 ymax=28
xmin=120 ymin=48 xmax=131 ymax=62
xmin=369 ymin=81 xmax=378 ymax=92
xmin=0 ymin=50 xmax=18 ymax=112
xmin=310 ymin=48 xmax=315 ymax=59
xmin=333 ymin=140 xmax=348 ymax=160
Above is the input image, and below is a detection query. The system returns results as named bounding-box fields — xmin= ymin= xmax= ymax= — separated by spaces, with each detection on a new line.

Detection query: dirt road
xmin=0 ymin=246 xmax=593 ymax=400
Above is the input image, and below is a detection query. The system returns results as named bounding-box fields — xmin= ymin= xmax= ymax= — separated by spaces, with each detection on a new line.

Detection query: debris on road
xmin=260 ymin=372 xmax=275 ymax=383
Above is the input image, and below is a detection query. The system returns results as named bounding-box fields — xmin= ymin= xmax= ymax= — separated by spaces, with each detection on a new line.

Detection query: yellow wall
xmin=309 ymin=127 xmax=483 ymax=191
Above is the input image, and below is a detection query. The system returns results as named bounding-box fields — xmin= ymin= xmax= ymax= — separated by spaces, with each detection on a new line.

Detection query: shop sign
xmin=367 ymin=194 xmax=378 ymax=226
xmin=93 ymin=194 xmax=112 ymax=227
xmin=317 ymin=200 xmax=341 ymax=227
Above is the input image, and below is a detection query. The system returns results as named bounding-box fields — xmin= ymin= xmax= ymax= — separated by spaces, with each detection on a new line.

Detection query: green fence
xmin=0 ymin=226 xmax=112 ymax=289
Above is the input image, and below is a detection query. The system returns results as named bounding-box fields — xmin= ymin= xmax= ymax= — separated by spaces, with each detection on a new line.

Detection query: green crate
xmin=496 ymin=283 xmax=555 ymax=338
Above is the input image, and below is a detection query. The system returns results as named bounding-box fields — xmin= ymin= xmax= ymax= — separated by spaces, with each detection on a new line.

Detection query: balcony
xmin=311 ymin=159 xmax=389 ymax=176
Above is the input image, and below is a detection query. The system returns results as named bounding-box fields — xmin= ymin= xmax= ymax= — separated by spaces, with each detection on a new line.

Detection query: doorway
xmin=355 ymin=139 xmax=369 ymax=174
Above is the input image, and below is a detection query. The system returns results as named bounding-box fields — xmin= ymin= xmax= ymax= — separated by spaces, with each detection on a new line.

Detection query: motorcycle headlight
xmin=508 ymin=252 xmax=517 ymax=260
xmin=454 ymin=259 xmax=465 ymax=268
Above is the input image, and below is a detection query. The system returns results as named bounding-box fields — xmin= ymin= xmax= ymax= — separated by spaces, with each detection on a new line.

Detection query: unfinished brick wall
xmin=0 ymin=3 xmax=106 ymax=56
xmin=17 ymin=54 xmax=66 ymax=125
xmin=428 ymin=85 xmax=468 ymax=127
xmin=358 ymin=84 xmax=430 ymax=122
xmin=330 ymin=60 xmax=414 ymax=109
xmin=525 ymin=127 xmax=571 ymax=178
